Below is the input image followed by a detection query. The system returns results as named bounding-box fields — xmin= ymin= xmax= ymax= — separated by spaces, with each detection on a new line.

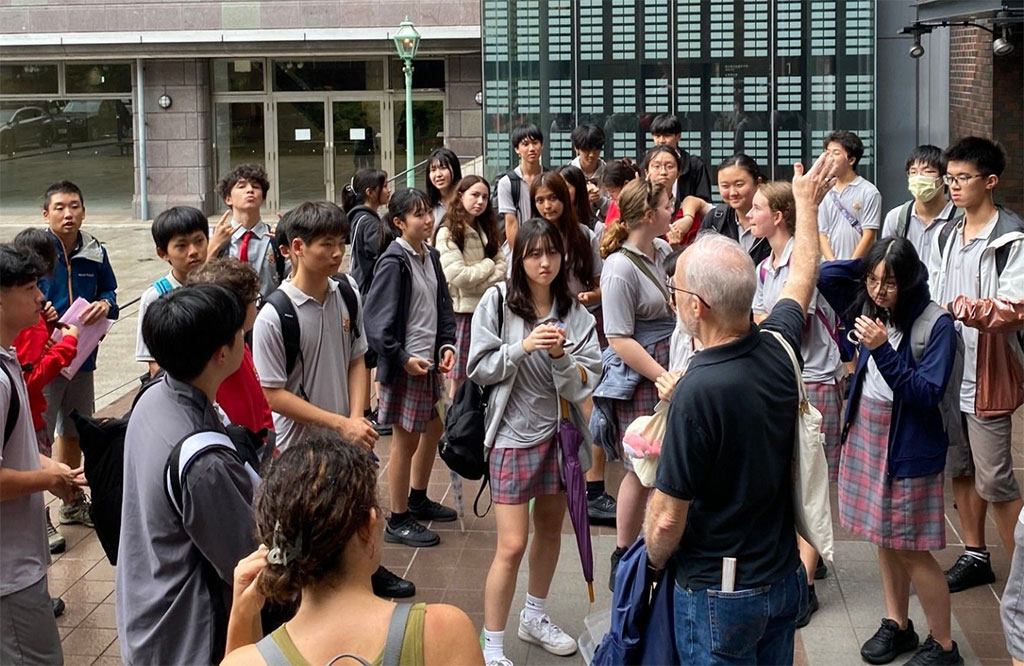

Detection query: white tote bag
xmin=764 ymin=330 xmax=835 ymax=562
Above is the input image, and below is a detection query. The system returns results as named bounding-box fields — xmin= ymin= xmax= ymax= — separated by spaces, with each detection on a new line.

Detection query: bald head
xmin=677 ymin=233 xmax=756 ymax=325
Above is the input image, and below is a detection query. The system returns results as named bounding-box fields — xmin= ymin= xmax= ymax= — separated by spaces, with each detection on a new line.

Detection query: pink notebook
xmin=56 ymin=297 xmax=114 ymax=379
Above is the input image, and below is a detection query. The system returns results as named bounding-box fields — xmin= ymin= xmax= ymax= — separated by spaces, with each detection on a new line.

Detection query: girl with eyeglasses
xmin=593 ymin=177 xmax=677 ymax=590
xmin=817 ymin=237 xmax=963 ymax=666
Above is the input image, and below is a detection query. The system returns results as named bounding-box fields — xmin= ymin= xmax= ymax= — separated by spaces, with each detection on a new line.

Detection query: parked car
xmin=56 ymin=99 xmax=130 ymax=144
xmin=0 ymin=105 xmax=55 ymax=155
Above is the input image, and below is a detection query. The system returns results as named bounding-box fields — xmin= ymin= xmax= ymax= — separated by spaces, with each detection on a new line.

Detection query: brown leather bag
xmin=975 ymin=331 xmax=1024 ymax=417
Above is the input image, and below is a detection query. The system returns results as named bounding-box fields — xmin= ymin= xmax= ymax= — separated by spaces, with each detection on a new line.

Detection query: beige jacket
xmin=436 ymin=225 xmax=507 ymax=313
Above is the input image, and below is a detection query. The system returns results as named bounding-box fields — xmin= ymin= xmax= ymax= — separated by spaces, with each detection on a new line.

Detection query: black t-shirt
xmin=655 ymin=298 xmax=805 ymax=590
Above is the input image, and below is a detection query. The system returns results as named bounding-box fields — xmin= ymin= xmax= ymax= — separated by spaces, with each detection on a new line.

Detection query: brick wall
xmin=948 ymin=25 xmax=1024 ymax=214
xmin=991 ymin=30 xmax=1023 ymax=214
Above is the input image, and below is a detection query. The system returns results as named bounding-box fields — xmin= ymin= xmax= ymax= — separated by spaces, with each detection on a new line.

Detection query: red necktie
xmin=239 ymin=231 xmax=253 ymax=264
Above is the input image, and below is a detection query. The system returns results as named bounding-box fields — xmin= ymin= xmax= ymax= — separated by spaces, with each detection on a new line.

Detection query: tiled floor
xmin=48 ymin=396 xmax=1022 ymax=665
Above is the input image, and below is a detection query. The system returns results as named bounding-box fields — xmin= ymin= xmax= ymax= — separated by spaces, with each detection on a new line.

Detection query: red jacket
xmin=13 ymin=317 xmax=78 ymax=431
xmin=217 ymin=345 xmax=274 ymax=437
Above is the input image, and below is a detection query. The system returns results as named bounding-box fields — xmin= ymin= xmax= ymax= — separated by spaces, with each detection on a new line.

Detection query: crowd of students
xmin=0 ymin=116 xmax=1022 ymax=666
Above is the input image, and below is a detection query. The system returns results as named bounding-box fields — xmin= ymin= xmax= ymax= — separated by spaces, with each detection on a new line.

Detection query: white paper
xmin=234 ymin=60 xmax=251 ymax=73
xmin=294 ymin=128 xmax=311 ymax=141
xmin=57 ymin=297 xmax=114 ymax=380
xmin=349 ymin=127 xmax=366 ymax=141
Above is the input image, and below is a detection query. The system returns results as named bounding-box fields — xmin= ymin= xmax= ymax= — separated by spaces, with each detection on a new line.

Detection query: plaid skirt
xmin=378 ymin=370 xmax=441 ymax=434
xmin=612 ymin=336 xmax=671 ymax=470
xmin=838 ymin=395 xmax=945 ymax=551
xmin=489 ymin=439 xmax=564 ymax=505
xmin=806 ymin=381 xmax=843 ymax=482
xmin=449 ymin=313 xmax=473 ymax=381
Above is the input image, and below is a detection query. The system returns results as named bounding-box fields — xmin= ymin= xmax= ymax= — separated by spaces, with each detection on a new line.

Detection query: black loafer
xmin=52 ymin=597 xmax=65 ymax=618
xmin=372 ymin=565 xmax=416 ymax=598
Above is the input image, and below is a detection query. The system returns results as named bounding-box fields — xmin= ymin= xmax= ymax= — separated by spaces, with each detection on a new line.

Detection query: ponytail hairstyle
xmin=602 ymin=158 xmax=640 ymax=193
xmin=380 ymin=188 xmax=431 ymax=255
xmin=440 ymin=175 xmax=500 ymax=258
xmin=531 ymin=172 xmax=595 ymax=290
xmin=555 ymin=164 xmax=595 ymax=230
xmin=600 ymin=178 xmax=666 ymax=258
xmin=341 ymin=168 xmax=388 ymax=213
xmin=757 ymin=181 xmax=796 ymax=236
xmin=255 ymin=435 xmax=381 ymax=605
xmin=425 ymin=148 xmax=462 ymax=209
xmin=507 ymin=218 xmax=573 ymax=322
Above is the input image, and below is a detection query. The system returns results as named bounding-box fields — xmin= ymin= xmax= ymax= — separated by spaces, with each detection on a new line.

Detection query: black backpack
xmin=264 ymin=274 xmax=361 ymax=381
xmin=895 ymin=200 xmax=962 ymax=239
xmin=1 ymin=361 xmax=21 ymax=447
xmin=437 ymin=287 xmax=504 ymax=516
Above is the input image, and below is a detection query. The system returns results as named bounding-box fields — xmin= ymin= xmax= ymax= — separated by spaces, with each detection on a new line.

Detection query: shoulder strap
xmin=265 ymin=289 xmax=301 ymax=376
xmin=618 ymin=248 xmax=670 ymax=304
xmin=762 ymin=329 xmax=808 ymax=405
xmin=937 ymin=218 xmax=958 ymax=258
xmin=506 ymin=170 xmax=523 ymax=219
xmin=897 ymin=201 xmax=914 ymax=238
xmin=1 ymin=362 xmax=21 ymax=448
xmin=153 ymin=277 xmax=174 ymax=296
xmin=267 ymin=236 xmax=286 ymax=282
xmin=164 ymin=430 xmax=242 ymax=518
xmin=333 ymin=275 xmax=361 ymax=339
xmin=910 ymin=302 xmax=947 ymax=364
xmin=382 ymin=603 xmax=413 ymax=666
xmin=254 ymin=632 xmax=292 ymax=666
xmin=828 ymin=189 xmax=862 ymax=232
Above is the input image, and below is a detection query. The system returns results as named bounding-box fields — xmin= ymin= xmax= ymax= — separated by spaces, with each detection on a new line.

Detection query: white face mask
xmin=907 ymin=174 xmax=942 ymax=202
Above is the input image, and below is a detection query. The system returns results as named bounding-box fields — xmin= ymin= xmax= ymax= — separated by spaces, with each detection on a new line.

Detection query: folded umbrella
xmin=557 ymin=408 xmax=595 ymax=603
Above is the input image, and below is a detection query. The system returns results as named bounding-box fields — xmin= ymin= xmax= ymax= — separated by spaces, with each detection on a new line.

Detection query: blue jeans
xmin=674 ymin=565 xmax=807 ymax=665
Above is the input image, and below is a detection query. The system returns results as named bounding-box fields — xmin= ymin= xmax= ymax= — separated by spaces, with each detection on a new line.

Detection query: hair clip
xmin=266 ymin=520 xmax=303 ymax=567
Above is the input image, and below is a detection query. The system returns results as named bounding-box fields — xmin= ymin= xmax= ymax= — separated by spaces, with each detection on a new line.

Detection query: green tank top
xmin=268 ymin=602 xmax=426 ymax=666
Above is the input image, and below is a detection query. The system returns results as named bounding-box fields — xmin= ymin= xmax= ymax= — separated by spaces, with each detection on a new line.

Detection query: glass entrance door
xmin=275 ymin=100 xmax=327 ymax=210
xmin=393 ymin=97 xmax=444 ymax=190
xmin=332 ymin=100 xmax=383 ymax=193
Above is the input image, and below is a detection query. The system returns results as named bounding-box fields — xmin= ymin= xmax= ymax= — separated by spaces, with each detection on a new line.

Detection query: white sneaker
xmin=485 ymin=659 xmax=513 ymax=666
xmin=517 ymin=610 xmax=578 ymax=656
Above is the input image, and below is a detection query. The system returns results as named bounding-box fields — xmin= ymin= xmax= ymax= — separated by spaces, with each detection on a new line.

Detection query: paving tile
xmin=62 ymin=579 xmax=115 ymax=604
xmin=78 ymin=603 xmax=117 ymax=630
xmin=61 ymin=627 xmax=118 ymax=657
xmin=56 ymin=600 xmax=100 ymax=628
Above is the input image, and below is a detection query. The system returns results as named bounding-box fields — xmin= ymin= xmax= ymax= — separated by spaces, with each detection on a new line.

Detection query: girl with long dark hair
xmin=426 ymin=148 xmax=463 ymax=223
xmin=467 ymin=218 xmax=602 ymax=666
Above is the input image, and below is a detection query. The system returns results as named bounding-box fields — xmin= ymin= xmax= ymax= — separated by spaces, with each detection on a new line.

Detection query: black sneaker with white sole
xmin=384 ymin=516 xmax=440 ymax=547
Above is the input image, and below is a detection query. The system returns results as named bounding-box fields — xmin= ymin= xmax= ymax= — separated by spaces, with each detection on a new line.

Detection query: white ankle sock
xmin=523 ymin=593 xmax=546 ymax=623
xmin=483 ymin=629 xmax=505 ymax=662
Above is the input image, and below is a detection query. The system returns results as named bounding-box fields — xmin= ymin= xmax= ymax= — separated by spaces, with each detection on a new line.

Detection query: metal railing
xmin=387 ymin=154 xmax=480 ymax=185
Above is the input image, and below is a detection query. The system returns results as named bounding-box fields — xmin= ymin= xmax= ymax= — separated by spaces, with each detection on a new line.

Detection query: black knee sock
xmin=586 ymin=480 xmax=605 ymax=501
xmin=408 ymin=488 xmax=428 ymax=506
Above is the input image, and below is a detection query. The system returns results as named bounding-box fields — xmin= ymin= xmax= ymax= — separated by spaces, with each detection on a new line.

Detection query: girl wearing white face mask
xmin=880 ymin=145 xmax=962 ymax=265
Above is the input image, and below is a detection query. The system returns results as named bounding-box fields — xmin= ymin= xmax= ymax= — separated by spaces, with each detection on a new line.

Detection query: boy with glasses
xmin=928 ymin=136 xmax=1024 ymax=592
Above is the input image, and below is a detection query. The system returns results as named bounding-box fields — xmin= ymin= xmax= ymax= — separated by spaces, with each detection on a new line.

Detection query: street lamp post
xmin=393 ymin=17 xmax=421 ymax=188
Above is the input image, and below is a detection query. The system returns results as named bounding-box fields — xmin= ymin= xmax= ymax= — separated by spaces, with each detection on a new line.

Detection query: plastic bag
xmin=622 ymin=401 xmax=669 ymax=488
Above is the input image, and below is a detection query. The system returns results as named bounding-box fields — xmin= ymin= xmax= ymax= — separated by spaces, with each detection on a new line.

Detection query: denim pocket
xmin=707 ymin=585 xmax=772 ymax=659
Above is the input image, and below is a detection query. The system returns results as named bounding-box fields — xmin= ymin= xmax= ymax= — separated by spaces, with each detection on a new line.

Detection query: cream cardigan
xmin=436 ymin=224 xmax=507 ymax=313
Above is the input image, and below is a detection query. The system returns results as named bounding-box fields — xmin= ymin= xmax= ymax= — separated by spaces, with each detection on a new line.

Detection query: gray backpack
xmin=910 ymin=302 xmax=965 ymax=448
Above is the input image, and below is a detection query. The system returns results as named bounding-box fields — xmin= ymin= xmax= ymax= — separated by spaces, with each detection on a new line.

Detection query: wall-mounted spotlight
xmin=993 ymin=27 xmax=1014 ymax=56
xmin=900 ymin=25 xmax=933 ymax=58
xmin=157 ymin=94 xmax=172 ymax=110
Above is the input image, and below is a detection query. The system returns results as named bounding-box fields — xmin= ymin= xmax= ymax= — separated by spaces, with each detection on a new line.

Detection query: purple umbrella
xmin=557 ymin=414 xmax=595 ymax=603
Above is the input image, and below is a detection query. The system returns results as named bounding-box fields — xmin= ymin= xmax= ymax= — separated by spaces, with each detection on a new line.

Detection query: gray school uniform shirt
xmin=0 ymin=347 xmax=48 ymax=597
xmin=252 ymin=277 xmax=368 ymax=451
xmin=116 ymin=375 xmax=256 ymax=666
xmin=930 ymin=213 xmax=998 ymax=413
xmin=880 ymin=200 xmax=957 ymax=267
xmin=396 ymin=238 xmax=439 ymax=360
xmin=752 ymin=238 xmax=842 ymax=384
xmin=600 ymin=239 xmax=675 ymax=337
xmin=225 ymin=219 xmax=283 ymax=297
xmin=494 ymin=301 xmax=560 ymax=449
xmin=817 ymin=176 xmax=882 ymax=259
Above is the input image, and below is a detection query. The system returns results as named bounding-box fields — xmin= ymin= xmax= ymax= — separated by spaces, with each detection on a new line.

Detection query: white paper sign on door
xmin=295 ymin=128 xmax=311 ymax=141
xmin=349 ymin=128 xmax=366 ymax=141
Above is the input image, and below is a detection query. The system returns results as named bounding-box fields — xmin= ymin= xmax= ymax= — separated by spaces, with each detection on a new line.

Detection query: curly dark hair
xmin=186 ymin=257 xmax=260 ymax=309
xmin=217 ymin=163 xmax=271 ymax=202
xmin=255 ymin=435 xmax=381 ymax=605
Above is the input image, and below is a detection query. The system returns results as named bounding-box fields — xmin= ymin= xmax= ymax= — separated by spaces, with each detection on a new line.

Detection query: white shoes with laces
xmin=517 ymin=609 xmax=578 ymax=656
